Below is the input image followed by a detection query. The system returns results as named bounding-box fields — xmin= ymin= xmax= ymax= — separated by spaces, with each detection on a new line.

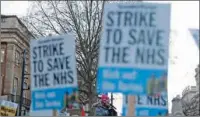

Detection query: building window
xmin=23 ymin=82 xmax=28 ymax=98
xmin=13 ymin=77 xmax=18 ymax=95
xmin=25 ymin=56 xmax=29 ymax=73
xmin=1 ymin=18 xmax=6 ymax=23
xmin=25 ymin=64 xmax=28 ymax=73
xmin=1 ymin=50 xmax=5 ymax=63
xmin=15 ymin=51 xmax=21 ymax=65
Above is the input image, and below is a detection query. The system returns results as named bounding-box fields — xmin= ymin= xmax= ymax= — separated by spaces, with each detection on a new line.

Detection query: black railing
xmin=7 ymin=94 xmax=31 ymax=108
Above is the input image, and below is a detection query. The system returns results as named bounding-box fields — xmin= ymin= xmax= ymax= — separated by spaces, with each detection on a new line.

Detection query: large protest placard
xmin=30 ymin=34 xmax=77 ymax=110
xmin=0 ymin=100 xmax=18 ymax=116
xmin=122 ymin=95 xmax=168 ymax=116
xmin=97 ymin=2 xmax=171 ymax=95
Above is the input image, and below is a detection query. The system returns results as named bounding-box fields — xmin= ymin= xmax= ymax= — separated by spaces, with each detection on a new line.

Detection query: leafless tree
xmin=22 ymin=1 xmax=105 ymax=115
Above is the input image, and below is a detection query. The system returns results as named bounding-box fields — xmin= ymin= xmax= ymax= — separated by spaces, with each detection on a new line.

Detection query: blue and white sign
xmin=97 ymin=2 xmax=171 ymax=95
xmin=122 ymin=95 xmax=168 ymax=116
xmin=30 ymin=34 xmax=77 ymax=110
xmin=189 ymin=29 xmax=199 ymax=48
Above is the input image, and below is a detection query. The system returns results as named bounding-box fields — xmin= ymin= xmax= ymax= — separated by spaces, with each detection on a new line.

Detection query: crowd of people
xmin=60 ymin=90 xmax=117 ymax=116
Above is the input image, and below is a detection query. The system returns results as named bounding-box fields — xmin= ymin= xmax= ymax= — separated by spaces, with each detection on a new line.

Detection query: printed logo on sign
xmin=97 ymin=2 xmax=171 ymax=95
xmin=30 ymin=34 xmax=77 ymax=110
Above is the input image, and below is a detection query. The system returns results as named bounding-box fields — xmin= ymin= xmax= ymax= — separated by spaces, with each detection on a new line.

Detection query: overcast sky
xmin=1 ymin=1 xmax=199 ymax=115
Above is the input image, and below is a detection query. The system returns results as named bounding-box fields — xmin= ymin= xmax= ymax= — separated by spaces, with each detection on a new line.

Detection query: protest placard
xmin=30 ymin=34 xmax=77 ymax=110
xmin=0 ymin=100 xmax=18 ymax=116
xmin=98 ymin=2 xmax=171 ymax=95
xmin=122 ymin=94 xmax=168 ymax=116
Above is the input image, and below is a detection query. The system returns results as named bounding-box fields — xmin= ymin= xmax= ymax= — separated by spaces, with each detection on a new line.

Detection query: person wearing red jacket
xmin=81 ymin=105 xmax=86 ymax=116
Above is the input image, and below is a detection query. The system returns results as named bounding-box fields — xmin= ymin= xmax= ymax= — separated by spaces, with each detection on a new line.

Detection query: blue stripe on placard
xmin=122 ymin=99 xmax=168 ymax=116
xmin=135 ymin=107 xmax=168 ymax=116
xmin=122 ymin=107 xmax=127 ymax=116
xmin=97 ymin=67 xmax=167 ymax=95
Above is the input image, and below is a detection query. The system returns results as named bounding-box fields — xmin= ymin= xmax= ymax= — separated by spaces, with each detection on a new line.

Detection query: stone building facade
xmin=0 ymin=15 xmax=34 ymax=115
xmin=181 ymin=86 xmax=199 ymax=116
xmin=171 ymin=65 xmax=199 ymax=116
xmin=195 ymin=65 xmax=199 ymax=90
xmin=171 ymin=95 xmax=184 ymax=116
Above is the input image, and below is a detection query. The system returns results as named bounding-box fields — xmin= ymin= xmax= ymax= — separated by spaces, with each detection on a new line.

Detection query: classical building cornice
xmin=1 ymin=15 xmax=35 ymax=39
xmin=1 ymin=28 xmax=30 ymax=45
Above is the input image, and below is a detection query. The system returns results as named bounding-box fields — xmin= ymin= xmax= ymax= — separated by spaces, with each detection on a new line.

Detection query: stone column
xmin=171 ymin=95 xmax=184 ymax=116
xmin=4 ymin=43 xmax=15 ymax=95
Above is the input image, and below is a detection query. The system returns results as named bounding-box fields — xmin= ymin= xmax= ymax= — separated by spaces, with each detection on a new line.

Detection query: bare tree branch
xmin=50 ymin=1 xmax=67 ymax=33
xmin=37 ymin=1 xmax=60 ymax=34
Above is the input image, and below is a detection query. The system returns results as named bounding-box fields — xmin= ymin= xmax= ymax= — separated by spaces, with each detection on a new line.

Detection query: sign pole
xmin=18 ymin=49 xmax=26 ymax=116
xmin=0 ymin=2 xmax=2 ymax=96
xmin=53 ymin=110 xmax=57 ymax=116
xmin=127 ymin=0 xmax=142 ymax=116
xmin=111 ymin=93 xmax=113 ymax=105
xmin=127 ymin=95 xmax=135 ymax=116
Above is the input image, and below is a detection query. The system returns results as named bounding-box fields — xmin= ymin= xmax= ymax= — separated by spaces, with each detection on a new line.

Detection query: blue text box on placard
xmin=98 ymin=67 xmax=167 ymax=95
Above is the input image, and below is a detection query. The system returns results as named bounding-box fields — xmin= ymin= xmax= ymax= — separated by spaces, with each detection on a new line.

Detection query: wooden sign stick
xmin=53 ymin=110 xmax=57 ymax=116
xmin=127 ymin=95 xmax=135 ymax=116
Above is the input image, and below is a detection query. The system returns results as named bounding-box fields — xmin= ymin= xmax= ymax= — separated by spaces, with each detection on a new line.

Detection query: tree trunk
xmin=88 ymin=95 xmax=94 ymax=116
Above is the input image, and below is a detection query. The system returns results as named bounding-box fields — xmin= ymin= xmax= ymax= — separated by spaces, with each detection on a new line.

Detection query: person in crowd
xmin=64 ymin=91 xmax=70 ymax=108
xmin=147 ymin=74 xmax=156 ymax=96
xmin=159 ymin=72 xmax=168 ymax=95
xmin=71 ymin=89 xmax=80 ymax=109
xmin=60 ymin=91 xmax=70 ymax=113
xmin=108 ymin=104 xmax=117 ymax=116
